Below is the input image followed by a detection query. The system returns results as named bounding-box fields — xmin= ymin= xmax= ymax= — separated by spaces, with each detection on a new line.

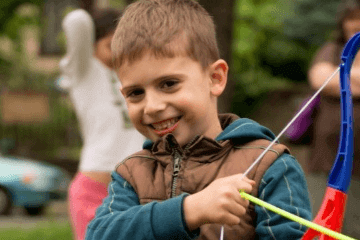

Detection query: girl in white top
xmin=59 ymin=9 xmax=144 ymax=240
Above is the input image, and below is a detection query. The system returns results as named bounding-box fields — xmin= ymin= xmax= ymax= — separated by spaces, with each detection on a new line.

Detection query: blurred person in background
xmin=58 ymin=9 xmax=144 ymax=240
xmin=308 ymin=0 xmax=360 ymax=179
xmin=307 ymin=0 xmax=360 ymax=236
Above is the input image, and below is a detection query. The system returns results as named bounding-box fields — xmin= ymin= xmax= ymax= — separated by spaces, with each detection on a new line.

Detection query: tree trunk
xmin=123 ymin=0 xmax=236 ymax=113
xmin=40 ymin=0 xmax=79 ymax=55
xmin=198 ymin=0 xmax=235 ymax=113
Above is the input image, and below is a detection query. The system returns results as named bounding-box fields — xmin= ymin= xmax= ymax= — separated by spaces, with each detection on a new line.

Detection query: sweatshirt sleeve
xmin=255 ymin=153 xmax=312 ymax=239
xmin=85 ymin=171 xmax=199 ymax=240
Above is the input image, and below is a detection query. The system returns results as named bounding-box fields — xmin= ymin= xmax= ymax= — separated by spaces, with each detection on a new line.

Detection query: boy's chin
xmin=174 ymin=135 xmax=197 ymax=147
xmin=146 ymin=132 xmax=196 ymax=147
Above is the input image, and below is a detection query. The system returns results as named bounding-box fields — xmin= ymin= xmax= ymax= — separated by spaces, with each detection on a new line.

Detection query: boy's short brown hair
xmin=111 ymin=0 xmax=220 ymax=70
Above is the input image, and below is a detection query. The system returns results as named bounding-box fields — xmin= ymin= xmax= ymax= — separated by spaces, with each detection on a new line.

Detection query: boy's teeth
xmin=153 ymin=118 xmax=176 ymax=130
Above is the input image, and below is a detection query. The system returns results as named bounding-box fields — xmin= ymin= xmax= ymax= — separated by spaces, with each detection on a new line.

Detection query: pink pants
xmin=68 ymin=172 xmax=108 ymax=240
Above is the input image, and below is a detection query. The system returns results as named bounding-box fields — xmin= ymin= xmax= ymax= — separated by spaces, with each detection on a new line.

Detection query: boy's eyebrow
xmin=153 ymin=73 xmax=185 ymax=82
xmin=121 ymin=73 xmax=185 ymax=91
xmin=121 ymin=84 xmax=141 ymax=92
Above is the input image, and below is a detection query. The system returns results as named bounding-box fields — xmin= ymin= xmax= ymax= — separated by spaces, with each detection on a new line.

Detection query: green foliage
xmin=109 ymin=0 xmax=127 ymax=9
xmin=233 ymin=0 xmax=307 ymax=76
xmin=231 ymin=0 xmax=340 ymax=116
xmin=283 ymin=0 xmax=339 ymax=46
xmin=0 ymin=0 xmax=42 ymax=33
xmin=232 ymin=0 xmax=296 ymax=115
xmin=0 ymin=4 xmax=42 ymax=90
xmin=4 ymin=4 xmax=40 ymax=42
xmin=0 ymin=220 xmax=72 ymax=240
xmin=0 ymin=56 xmax=12 ymax=79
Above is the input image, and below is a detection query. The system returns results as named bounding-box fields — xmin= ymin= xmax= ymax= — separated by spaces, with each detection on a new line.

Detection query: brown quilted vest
xmin=116 ymin=115 xmax=289 ymax=240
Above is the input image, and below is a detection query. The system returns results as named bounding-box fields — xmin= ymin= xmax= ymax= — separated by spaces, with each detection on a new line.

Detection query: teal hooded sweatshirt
xmin=86 ymin=118 xmax=312 ymax=240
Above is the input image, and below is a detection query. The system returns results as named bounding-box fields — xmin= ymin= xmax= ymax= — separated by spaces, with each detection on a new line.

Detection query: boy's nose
xmin=143 ymin=93 xmax=166 ymax=116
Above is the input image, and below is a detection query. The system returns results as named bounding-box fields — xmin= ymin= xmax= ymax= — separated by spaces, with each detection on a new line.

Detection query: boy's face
xmin=94 ymin=32 xmax=114 ymax=69
xmin=118 ymin=53 xmax=228 ymax=146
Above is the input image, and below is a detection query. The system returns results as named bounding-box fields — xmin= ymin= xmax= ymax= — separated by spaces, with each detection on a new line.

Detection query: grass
xmin=0 ymin=220 xmax=73 ymax=240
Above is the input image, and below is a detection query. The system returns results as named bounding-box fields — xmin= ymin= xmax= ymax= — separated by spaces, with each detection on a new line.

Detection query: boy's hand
xmin=183 ymin=174 xmax=255 ymax=231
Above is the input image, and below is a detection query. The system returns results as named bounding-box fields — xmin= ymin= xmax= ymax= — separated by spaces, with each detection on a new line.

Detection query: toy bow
xmin=224 ymin=32 xmax=360 ymax=240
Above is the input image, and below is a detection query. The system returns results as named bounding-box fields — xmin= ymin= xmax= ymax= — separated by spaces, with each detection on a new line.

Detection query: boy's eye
xmin=126 ymin=89 xmax=144 ymax=99
xmin=160 ymin=79 xmax=178 ymax=89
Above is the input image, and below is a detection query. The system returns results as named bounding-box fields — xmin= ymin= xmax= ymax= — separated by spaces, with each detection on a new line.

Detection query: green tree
xmin=283 ymin=0 xmax=339 ymax=46
xmin=231 ymin=0 xmax=297 ymax=115
xmin=0 ymin=3 xmax=42 ymax=88
xmin=0 ymin=0 xmax=42 ymax=81
xmin=0 ymin=0 xmax=42 ymax=33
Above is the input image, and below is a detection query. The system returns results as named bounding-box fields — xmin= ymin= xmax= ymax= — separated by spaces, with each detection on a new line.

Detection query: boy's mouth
xmin=150 ymin=116 xmax=181 ymax=136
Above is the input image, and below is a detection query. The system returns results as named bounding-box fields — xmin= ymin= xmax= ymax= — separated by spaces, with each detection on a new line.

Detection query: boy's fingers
xmin=241 ymin=176 xmax=256 ymax=185
xmin=235 ymin=181 xmax=253 ymax=193
xmin=227 ymin=198 xmax=248 ymax=217
xmin=221 ymin=213 xmax=241 ymax=226
xmin=231 ymin=174 xmax=255 ymax=186
xmin=233 ymin=193 xmax=250 ymax=208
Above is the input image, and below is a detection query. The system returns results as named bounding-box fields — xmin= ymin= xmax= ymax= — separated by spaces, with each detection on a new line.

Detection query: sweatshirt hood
xmin=143 ymin=114 xmax=276 ymax=149
xmin=216 ymin=114 xmax=276 ymax=144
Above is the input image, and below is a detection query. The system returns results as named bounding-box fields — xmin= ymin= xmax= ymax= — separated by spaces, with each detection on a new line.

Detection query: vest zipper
xmin=171 ymin=150 xmax=182 ymax=198
xmin=170 ymin=136 xmax=198 ymax=198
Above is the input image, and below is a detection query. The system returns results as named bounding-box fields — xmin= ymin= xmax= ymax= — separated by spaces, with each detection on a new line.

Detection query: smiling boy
xmin=119 ymin=53 xmax=224 ymax=146
xmin=85 ymin=1 xmax=312 ymax=239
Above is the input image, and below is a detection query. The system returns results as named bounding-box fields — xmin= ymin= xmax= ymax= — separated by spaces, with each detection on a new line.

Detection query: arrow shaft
xmin=240 ymin=192 xmax=356 ymax=240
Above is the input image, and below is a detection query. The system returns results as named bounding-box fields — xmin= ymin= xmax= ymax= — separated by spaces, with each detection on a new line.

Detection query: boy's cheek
xmin=177 ymin=98 xmax=191 ymax=107
xmin=128 ymin=112 xmax=138 ymax=125
xmin=133 ymin=124 xmax=148 ymax=139
xmin=140 ymin=131 xmax=158 ymax=143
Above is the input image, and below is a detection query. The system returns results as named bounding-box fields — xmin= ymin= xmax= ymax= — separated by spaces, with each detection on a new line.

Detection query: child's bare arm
xmin=183 ymin=174 xmax=255 ymax=231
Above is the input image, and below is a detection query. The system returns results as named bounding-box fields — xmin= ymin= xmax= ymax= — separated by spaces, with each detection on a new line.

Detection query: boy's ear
xmin=209 ymin=59 xmax=228 ymax=96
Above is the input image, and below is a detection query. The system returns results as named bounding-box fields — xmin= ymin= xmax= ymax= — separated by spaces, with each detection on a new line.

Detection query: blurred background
xmin=0 ymin=0 xmax=357 ymax=239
